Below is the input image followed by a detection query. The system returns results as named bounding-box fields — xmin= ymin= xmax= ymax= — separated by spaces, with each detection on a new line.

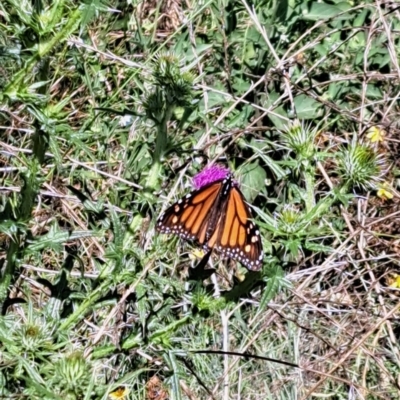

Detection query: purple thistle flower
xmin=192 ymin=165 xmax=232 ymax=189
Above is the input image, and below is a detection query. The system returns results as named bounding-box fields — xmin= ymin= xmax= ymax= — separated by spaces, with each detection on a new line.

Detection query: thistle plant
xmin=143 ymin=53 xmax=196 ymax=190
xmin=0 ymin=306 xmax=56 ymax=356
xmin=50 ymin=351 xmax=92 ymax=398
xmin=0 ymin=305 xmax=104 ymax=399
xmin=336 ymin=142 xmax=386 ymax=191
xmin=281 ymin=121 xmax=319 ymax=168
xmin=272 ymin=205 xmax=308 ymax=259
xmin=275 ymin=206 xmax=304 ymax=235
xmin=280 ymin=121 xmax=321 ymax=212
xmin=190 ymin=286 xmax=226 ymax=315
xmin=268 ymin=196 xmax=336 ymax=261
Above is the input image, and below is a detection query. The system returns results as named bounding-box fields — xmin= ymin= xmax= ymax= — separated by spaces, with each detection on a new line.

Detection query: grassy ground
xmin=1 ymin=0 xmax=400 ymax=399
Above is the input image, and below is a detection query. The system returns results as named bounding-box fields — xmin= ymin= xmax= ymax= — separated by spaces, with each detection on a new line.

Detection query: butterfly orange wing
xmin=156 ymin=181 xmax=223 ymax=243
xmin=206 ymin=186 xmax=263 ymax=270
xmin=157 ymin=177 xmax=263 ymax=271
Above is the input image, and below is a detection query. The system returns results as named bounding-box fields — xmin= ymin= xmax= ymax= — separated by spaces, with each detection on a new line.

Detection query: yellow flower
xmin=189 ymin=249 xmax=206 ymax=260
xmin=387 ymin=274 xmax=400 ymax=289
xmin=109 ymin=387 xmax=129 ymax=400
xmin=377 ymin=182 xmax=394 ymax=200
xmin=366 ymin=126 xmax=385 ymax=143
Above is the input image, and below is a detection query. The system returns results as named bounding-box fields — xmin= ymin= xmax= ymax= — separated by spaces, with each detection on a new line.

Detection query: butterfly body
xmin=157 ymin=174 xmax=263 ymax=270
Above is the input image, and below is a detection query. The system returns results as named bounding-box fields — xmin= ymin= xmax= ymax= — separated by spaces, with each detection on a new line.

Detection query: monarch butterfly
xmin=156 ymin=167 xmax=263 ymax=270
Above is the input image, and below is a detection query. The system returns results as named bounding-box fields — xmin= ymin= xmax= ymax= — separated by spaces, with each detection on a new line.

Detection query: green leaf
xmin=258 ymin=264 xmax=285 ymax=311
xmin=303 ymin=2 xmax=352 ymax=21
xmin=136 ymin=282 xmax=148 ymax=330
xmin=227 ymin=104 xmax=253 ymax=127
xmin=246 ymin=140 xmax=288 ymax=181
xmin=239 ymin=162 xmax=267 ymax=202
xmin=26 ymin=224 xmax=96 ymax=253
xmin=303 ymin=241 xmax=332 ymax=253
xmin=285 ymin=239 xmax=301 ymax=256
xmin=294 ymin=94 xmax=323 ymax=119
xmin=354 ymin=8 xmax=370 ymax=27
xmin=199 ymin=90 xmax=229 ymax=110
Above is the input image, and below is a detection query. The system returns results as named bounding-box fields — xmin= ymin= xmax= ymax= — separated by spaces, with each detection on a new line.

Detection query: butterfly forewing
xmin=211 ymin=187 xmax=263 ymax=271
xmin=157 ymin=175 xmax=263 ymax=271
xmin=156 ymin=182 xmax=222 ymax=242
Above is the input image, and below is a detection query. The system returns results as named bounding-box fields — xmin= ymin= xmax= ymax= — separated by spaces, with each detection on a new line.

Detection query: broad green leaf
xmin=227 ymin=104 xmax=253 ymax=127
xmin=294 ymin=94 xmax=323 ymax=119
xmin=199 ymin=90 xmax=229 ymax=110
xmin=303 ymin=2 xmax=352 ymax=21
xmin=354 ymin=8 xmax=370 ymax=27
xmin=239 ymin=162 xmax=267 ymax=202
xmin=366 ymin=84 xmax=383 ymax=99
